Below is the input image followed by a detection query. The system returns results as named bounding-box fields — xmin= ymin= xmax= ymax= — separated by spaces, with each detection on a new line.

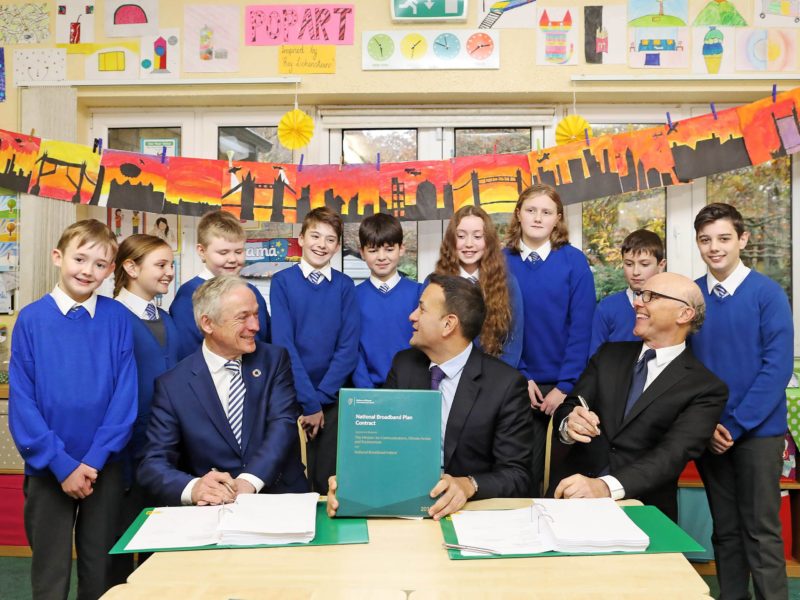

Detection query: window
xmin=217 ymin=126 xmax=290 ymax=163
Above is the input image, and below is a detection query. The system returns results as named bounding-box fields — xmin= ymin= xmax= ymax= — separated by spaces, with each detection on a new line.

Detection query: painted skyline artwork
xmin=164 ymin=156 xmax=225 ymax=216
xmin=97 ymin=149 xmax=167 ymax=212
xmin=0 ymin=129 xmax=40 ymax=193
xmin=377 ymin=160 xmax=453 ymax=221
xmin=29 ymin=139 xmax=102 ymax=204
xmin=221 ymin=161 xmax=298 ymax=222
xmin=451 ymin=153 xmax=531 ymax=213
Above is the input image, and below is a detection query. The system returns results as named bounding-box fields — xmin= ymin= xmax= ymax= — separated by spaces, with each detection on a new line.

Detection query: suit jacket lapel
xmin=188 ymin=351 xmax=242 ymax=456
xmin=443 ymin=347 xmax=481 ymax=469
xmin=240 ymin=353 xmax=265 ymax=455
xmin=610 ymin=344 xmax=644 ymax=435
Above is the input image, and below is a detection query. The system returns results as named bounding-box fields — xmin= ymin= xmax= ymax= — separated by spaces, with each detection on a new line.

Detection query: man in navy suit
xmin=138 ymin=275 xmax=307 ymax=505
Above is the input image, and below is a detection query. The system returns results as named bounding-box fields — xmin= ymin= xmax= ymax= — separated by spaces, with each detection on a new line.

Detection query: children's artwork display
xmin=613 ymin=127 xmax=678 ymax=192
xmin=296 ymin=164 xmax=380 ymax=221
xmin=105 ymin=0 xmax=158 ymax=38
xmin=97 ymin=149 xmax=168 ymax=212
xmin=0 ymin=50 xmax=5 ymax=103
xmin=164 ymin=157 xmax=225 ymax=216
xmin=147 ymin=214 xmax=179 ymax=251
xmin=377 ymin=160 xmax=454 ymax=221
xmin=29 ymin=140 xmax=102 ymax=204
xmin=537 ymin=8 xmax=578 ymax=65
xmin=0 ymin=194 xmax=19 ymax=274
xmin=140 ymin=29 xmax=180 ymax=79
xmin=753 ymin=0 xmax=800 ymax=27
xmin=55 ymin=0 xmax=95 ymax=44
xmin=737 ymin=89 xmax=800 ymax=164
xmin=692 ymin=26 xmax=735 ymax=74
xmin=108 ymin=207 xmax=146 ymax=240
xmin=451 ymin=154 xmax=531 ymax=213
xmin=0 ymin=130 xmax=40 ymax=193
xmin=245 ymin=4 xmax=355 ymax=45
xmin=691 ymin=0 xmax=747 ymax=26
xmin=85 ymin=43 xmax=140 ymax=80
xmin=13 ymin=49 xmax=66 ymax=83
xmin=183 ymin=5 xmax=239 ymax=73
xmin=735 ymin=28 xmax=798 ymax=71
xmin=0 ymin=3 xmax=49 ymax=44
xmin=584 ymin=5 xmax=627 ymax=65
xmin=628 ymin=0 xmax=689 ymax=68
xmin=477 ymin=0 xmax=537 ymax=29
xmin=221 ymin=161 xmax=298 ymax=222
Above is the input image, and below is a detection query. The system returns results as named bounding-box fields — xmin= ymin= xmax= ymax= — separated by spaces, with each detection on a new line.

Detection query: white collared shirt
xmin=197 ymin=267 xmax=215 ymax=281
xmin=519 ymin=240 xmax=551 ymax=263
xmin=431 ymin=342 xmax=473 ymax=466
xmin=180 ymin=342 xmax=264 ymax=504
xmin=626 ymin=288 xmax=635 ymax=306
xmin=300 ymin=258 xmax=332 ymax=282
xmin=115 ymin=287 xmax=157 ymax=321
xmin=370 ymin=272 xmax=400 ymax=291
xmin=50 ymin=284 xmax=97 ymax=318
xmin=459 ymin=266 xmax=479 ymax=281
xmin=705 ymin=260 xmax=751 ymax=296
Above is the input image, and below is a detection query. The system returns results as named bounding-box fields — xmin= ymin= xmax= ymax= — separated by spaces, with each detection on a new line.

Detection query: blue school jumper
xmin=170 ymin=275 xmax=271 ymax=360
xmin=589 ymin=289 xmax=638 ymax=357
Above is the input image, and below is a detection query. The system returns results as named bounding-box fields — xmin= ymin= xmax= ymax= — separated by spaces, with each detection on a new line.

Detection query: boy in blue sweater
xmin=353 ymin=213 xmax=420 ymax=388
xmin=9 ymin=219 xmax=137 ymax=599
xmin=589 ymin=229 xmax=665 ymax=357
xmin=270 ymin=207 xmax=359 ymax=494
xmin=692 ymin=203 xmax=793 ymax=600
xmin=170 ymin=210 xmax=270 ymax=359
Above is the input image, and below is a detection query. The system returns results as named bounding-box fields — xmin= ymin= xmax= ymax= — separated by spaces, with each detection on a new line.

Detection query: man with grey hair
xmin=549 ymin=272 xmax=728 ymax=521
xmin=138 ymin=275 xmax=307 ymax=505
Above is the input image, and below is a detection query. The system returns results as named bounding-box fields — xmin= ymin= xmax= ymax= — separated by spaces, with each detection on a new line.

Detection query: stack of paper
xmin=450 ymin=498 xmax=649 ymax=556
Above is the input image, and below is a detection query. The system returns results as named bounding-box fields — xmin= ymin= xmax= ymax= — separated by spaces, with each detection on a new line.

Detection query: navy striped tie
xmin=379 ymin=282 xmax=390 ymax=293
xmin=526 ymin=252 xmax=542 ymax=265
xmin=713 ymin=284 xmax=729 ymax=299
xmin=145 ymin=303 xmax=158 ymax=321
xmin=225 ymin=360 xmax=245 ymax=447
xmin=309 ymin=270 xmax=322 ymax=285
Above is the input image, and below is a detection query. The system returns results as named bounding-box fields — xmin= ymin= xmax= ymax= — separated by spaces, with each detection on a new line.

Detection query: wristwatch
xmin=558 ymin=417 xmax=575 ymax=444
xmin=467 ymin=475 xmax=479 ymax=497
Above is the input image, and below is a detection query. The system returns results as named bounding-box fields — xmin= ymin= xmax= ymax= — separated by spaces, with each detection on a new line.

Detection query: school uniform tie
xmin=67 ymin=305 xmax=86 ymax=319
xmin=309 ymin=270 xmax=322 ymax=285
xmin=526 ymin=252 xmax=542 ymax=265
xmin=623 ymin=348 xmax=656 ymax=418
xmin=144 ymin=303 xmax=158 ymax=321
xmin=712 ymin=284 xmax=729 ymax=299
xmin=466 ymin=275 xmax=478 ymax=285
xmin=378 ymin=282 xmax=390 ymax=294
xmin=224 ymin=360 xmax=245 ymax=447
xmin=430 ymin=365 xmax=446 ymax=391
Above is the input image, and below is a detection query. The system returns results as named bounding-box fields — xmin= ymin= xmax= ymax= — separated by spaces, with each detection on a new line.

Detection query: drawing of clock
xmin=367 ymin=33 xmax=395 ymax=62
xmin=466 ymin=32 xmax=495 ymax=61
xmin=400 ymin=33 xmax=428 ymax=60
xmin=433 ymin=32 xmax=461 ymax=60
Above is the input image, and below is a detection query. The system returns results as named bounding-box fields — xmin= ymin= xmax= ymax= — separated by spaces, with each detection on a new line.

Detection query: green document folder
xmin=440 ymin=505 xmax=705 ymax=560
xmin=336 ymin=388 xmax=441 ymax=518
xmin=110 ymin=503 xmax=368 ymax=554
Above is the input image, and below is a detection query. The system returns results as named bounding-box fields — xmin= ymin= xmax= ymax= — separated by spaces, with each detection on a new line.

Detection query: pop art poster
xmin=245 ymin=4 xmax=355 ymax=45
xmin=164 ymin=157 xmax=226 ymax=216
xmin=613 ymin=127 xmax=678 ymax=192
xmin=451 ymin=154 xmax=531 ymax=214
xmin=56 ymin=1 xmax=95 ymax=44
xmin=0 ymin=129 xmax=40 ymax=194
xmin=105 ymin=0 xmax=158 ymax=38
xmin=183 ymin=5 xmax=239 ymax=73
xmin=377 ymin=160 xmax=453 ymax=222
xmin=29 ymin=140 xmax=101 ymax=204
xmin=737 ymin=89 xmax=800 ymax=165
xmin=296 ymin=164 xmax=379 ymax=222
xmin=477 ymin=0 xmax=537 ymax=29
xmin=528 ymin=135 xmax=622 ymax=205
xmin=221 ymin=161 xmax=298 ymax=222
xmin=692 ymin=26 xmax=735 ymax=74
xmin=584 ymin=5 xmax=627 ymax=64
xmin=97 ymin=149 xmax=167 ymax=212
xmin=140 ymin=29 xmax=180 ymax=79
xmin=735 ymin=28 xmax=798 ymax=71
xmin=537 ymin=7 xmax=579 ymax=65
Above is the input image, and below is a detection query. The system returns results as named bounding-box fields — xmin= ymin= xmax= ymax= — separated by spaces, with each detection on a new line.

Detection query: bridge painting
xmin=29 ymin=140 xmax=102 ymax=204
xmin=451 ymin=153 xmax=531 ymax=212
xmin=0 ymin=129 xmax=40 ymax=194
xmin=221 ymin=161 xmax=298 ymax=222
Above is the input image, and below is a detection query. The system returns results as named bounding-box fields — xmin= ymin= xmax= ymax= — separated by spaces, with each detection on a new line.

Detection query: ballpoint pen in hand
xmin=576 ymin=395 xmax=600 ymax=435
xmin=211 ymin=467 xmax=236 ymax=497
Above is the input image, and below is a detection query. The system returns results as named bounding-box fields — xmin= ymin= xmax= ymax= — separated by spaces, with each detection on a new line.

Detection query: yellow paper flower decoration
xmin=278 ymin=108 xmax=315 ymax=150
xmin=555 ymin=115 xmax=592 ymax=146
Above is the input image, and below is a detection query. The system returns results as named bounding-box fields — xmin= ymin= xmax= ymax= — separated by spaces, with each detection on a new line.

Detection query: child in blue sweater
xmin=503 ymin=184 xmax=596 ymax=495
xmin=692 ymin=203 xmax=793 ymax=600
xmin=170 ymin=210 xmax=270 ymax=359
xmin=270 ymin=207 xmax=359 ymax=493
xmin=589 ymin=229 xmax=665 ymax=357
xmin=9 ymin=219 xmax=137 ymax=599
xmin=353 ymin=213 xmax=420 ymax=388
xmin=111 ymin=234 xmax=180 ymax=582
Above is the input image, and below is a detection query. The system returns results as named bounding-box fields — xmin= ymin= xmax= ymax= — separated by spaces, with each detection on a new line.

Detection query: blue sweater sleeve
xmin=170 ymin=282 xmax=203 ymax=361
xmin=317 ymin=278 xmax=360 ymax=401
xmin=353 ymin=344 xmax=374 ymax=389
xmin=250 ymin=284 xmax=271 ymax=344
xmin=724 ymin=285 xmax=794 ymax=440
xmin=556 ymin=253 xmax=596 ymax=393
xmin=589 ymin=299 xmax=611 ymax=358
xmin=499 ymin=274 xmax=524 ymax=368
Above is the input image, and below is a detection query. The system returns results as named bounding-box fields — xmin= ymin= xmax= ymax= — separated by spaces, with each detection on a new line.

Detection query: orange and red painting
xmin=221 ymin=162 xmax=298 ymax=222
xmin=296 ymin=164 xmax=380 ymax=222
xmin=29 ymin=139 xmax=102 ymax=204
xmin=737 ymin=88 xmax=800 ymax=166
xmin=98 ymin=150 xmax=167 ymax=213
xmin=0 ymin=129 xmax=40 ymax=193
xmin=164 ymin=157 xmax=225 ymax=216
xmin=377 ymin=160 xmax=453 ymax=221
xmin=613 ymin=127 xmax=678 ymax=192
xmin=451 ymin=154 xmax=530 ymax=214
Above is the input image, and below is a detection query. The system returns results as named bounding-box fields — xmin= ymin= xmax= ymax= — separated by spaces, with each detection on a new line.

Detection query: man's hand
xmin=540 ymin=388 xmax=567 ymax=416
xmin=234 ymin=478 xmax=256 ymax=496
xmin=191 ymin=470 xmax=237 ymax=506
xmin=709 ymin=423 xmax=734 ymax=455
xmin=554 ymin=474 xmax=610 ymax=499
xmin=326 ymin=475 xmax=339 ymax=517
xmin=300 ymin=410 xmax=325 ymax=440
xmin=61 ymin=463 xmax=98 ymax=499
xmin=565 ymin=406 xmax=602 ymax=443
xmin=427 ymin=474 xmax=476 ymax=521
xmin=528 ymin=379 xmax=544 ymax=410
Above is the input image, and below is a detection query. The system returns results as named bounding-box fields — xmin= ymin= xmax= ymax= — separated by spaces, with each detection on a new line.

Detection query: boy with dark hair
xmin=353 ymin=213 xmax=421 ymax=388
xmin=692 ymin=202 xmax=793 ymax=600
xmin=590 ymin=229 xmax=666 ymax=356
xmin=270 ymin=207 xmax=360 ymax=493
xmin=10 ymin=219 xmax=137 ymax=599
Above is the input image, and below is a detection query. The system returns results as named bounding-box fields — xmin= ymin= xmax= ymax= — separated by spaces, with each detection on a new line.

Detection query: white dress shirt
xmin=370 ymin=272 xmax=400 ymax=291
xmin=300 ymin=258 xmax=332 ymax=282
xmin=115 ymin=287 xmax=158 ymax=320
xmin=197 ymin=267 xmax=215 ymax=281
xmin=459 ymin=266 xmax=479 ymax=280
xmin=705 ymin=260 xmax=750 ymax=296
xmin=431 ymin=343 xmax=472 ymax=467
xmin=519 ymin=240 xmax=551 ymax=262
xmin=50 ymin=284 xmax=97 ymax=318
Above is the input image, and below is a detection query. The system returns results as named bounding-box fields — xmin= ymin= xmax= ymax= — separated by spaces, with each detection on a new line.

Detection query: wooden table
xmin=115 ymin=509 xmax=711 ymax=599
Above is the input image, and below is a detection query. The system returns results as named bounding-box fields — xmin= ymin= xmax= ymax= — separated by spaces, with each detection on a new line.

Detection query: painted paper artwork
xmin=451 ymin=154 xmax=530 ymax=214
xmin=667 ymin=107 xmax=751 ymax=181
xmin=691 ymin=0 xmax=747 ymax=26
xmin=737 ymin=89 xmax=800 ymax=165
xmin=0 ymin=130 xmax=40 ymax=194
xmin=105 ymin=0 xmax=158 ymax=38
xmin=246 ymin=4 xmax=355 ymax=45
xmin=164 ymin=157 xmax=225 ymax=216
xmin=29 ymin=140 xmax=102 ymax=204
xmin=56 ymin=1 xmax=95 ymax=44
xmin=629 ymin=27 xmax=689 ymax=67
xmin=692 ymin=26 xmax=735 ymax=74
xmin=108 ymin=207 xmax=146 ymax=241
xmin=296 ymin=164 xmax=379 ymax=222
xmin=97 ymin=150 xmax=167 ymax=212
xmin=0 ymin=3 xmax=49 ymax=44
xmin=754 ymin=0 xmax=800 ymax=27
xmin=537 ymin=7 xmax=578 ymax=65
xmin=477 ymin=0 xmax=537 ymax=29
xmin=628 ymin=0 xmax=688 ymax=26
xmin=0 ymin=194 xmax=19 ymax=273
xmin=613 ymin=127 xmax=678 ymax=192
xmin=85 ymin=44 xmax=140 ymax=80
xmin=184 ymin=5 xmax=240 ymax=73
xmin=221 ymin=161 xmax=298 ymax=222
xmin=147 ymin=213 xmax=179 ymax=250
xmin=13 ymin=49 xmax=67 ymax=84
xmin=241 ymin=237 xmax=301 ymax=280
xmin=584 ymin=5 xmax=627 ymax=64
xmin=735 ymin=28 xmax=798 ymax=71
xmin=528 ymin=135 xmax=622 ymax=205
xmin=0 ymin=49 xmax=5 ymax=103
xmin=377 ymin=160 xmax=454 ymax=221
xmin=140 ymin=29 xmax=180 ymax=79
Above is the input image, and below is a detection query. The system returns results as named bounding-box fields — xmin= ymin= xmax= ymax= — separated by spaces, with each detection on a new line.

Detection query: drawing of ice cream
xmin=703 ymin=26 xmax=724 ymax=73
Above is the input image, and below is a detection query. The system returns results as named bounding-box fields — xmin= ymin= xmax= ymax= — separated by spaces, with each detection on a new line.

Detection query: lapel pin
xmin=252 ymin=369 xmax=262 ymax=378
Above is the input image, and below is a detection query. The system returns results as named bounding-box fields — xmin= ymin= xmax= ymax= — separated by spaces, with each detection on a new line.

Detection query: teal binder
xmin=336 ymin=388 xmax=441 ymax=518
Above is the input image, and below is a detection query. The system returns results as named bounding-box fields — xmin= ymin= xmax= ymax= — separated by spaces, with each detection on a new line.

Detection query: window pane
xmin=108 ymin=127 xmax=181 ymax=154
xmin=455 ymin=128 xmax=531 ymax=156
xmin=218 ymin=126 xmax=291 ymax=163
xmin=582 ymin=123 xmax=666 ymax=300
xmin=343 ymin=129 xmax=417 ymax=164
xmin=706 ymin=156 xmax=792 ymax=302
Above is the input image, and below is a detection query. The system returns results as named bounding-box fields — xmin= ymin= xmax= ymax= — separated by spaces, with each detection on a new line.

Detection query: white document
xmin=450 ymin=498 xmax=649 ymax=556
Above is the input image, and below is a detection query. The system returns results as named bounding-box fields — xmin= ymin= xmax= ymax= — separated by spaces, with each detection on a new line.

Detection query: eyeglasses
xmin=633 ymin=289 xmax=690 ymax=306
